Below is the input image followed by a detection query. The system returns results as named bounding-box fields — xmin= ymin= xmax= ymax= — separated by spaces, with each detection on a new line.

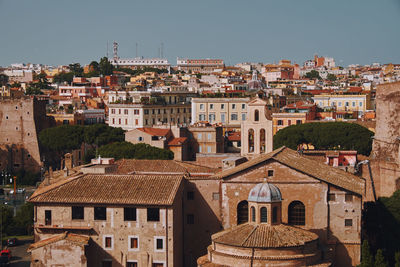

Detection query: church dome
xmin=248 ymin=182 xmax=282 ymax=203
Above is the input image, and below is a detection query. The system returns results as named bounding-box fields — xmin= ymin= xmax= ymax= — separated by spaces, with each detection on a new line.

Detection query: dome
xmin=248 ymin=182 xmax=282 ymax=203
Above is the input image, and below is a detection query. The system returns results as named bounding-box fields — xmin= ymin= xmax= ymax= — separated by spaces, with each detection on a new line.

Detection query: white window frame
xmin=103 ymin=235 xmax=114 ymax=250
xmin=152 ymin=261 xmax=165 ymax=267
xmin=128 ymin=235 xmax=139 ymax=251
xmin=126 ymin=260 xmax=138 ymax=267
xmin=154 ymin=236 xmax=166 ymax=252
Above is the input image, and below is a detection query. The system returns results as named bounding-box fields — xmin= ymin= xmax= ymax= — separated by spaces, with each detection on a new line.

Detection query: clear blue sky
xmin=0 ymin=0 xmax=399 ymax=67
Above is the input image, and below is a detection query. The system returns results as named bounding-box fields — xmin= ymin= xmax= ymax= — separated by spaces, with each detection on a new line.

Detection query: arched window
xmin=260 ymin=129 xmax=266 ymax=153
xmin=237 ymin=200 xmax=248 ymax=225
xmin=254 ymin=109 xmax=259 ymax=121
xmin=272 ymin=207 xmax=278 ymax=223
xmin=260 ymin=207 xmax=267 ymax=223
xmin=248 ymin=129 xmax=254 ymax=153
xmin=288 ymin=201 xmax=305 ymax=226
xmin=251 ymin=206 xmax=256 ymax=222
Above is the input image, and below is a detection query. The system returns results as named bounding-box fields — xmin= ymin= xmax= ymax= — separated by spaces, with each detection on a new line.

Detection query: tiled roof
xmin=168 ymin=137 xmax=187 ymax=146
xmin=29 ymin=174 xmax=182 ymax=206
xmin=213 ymin=147 xmax=365 ymax=195
xmin=212 ymin=223 xmax=318 ymax=248
xmin=136 ymin=127 xmax=170 ymax=136
xmin=116 ymin=159 xmax=218 ymax=176
xmin=27 ymin=232 xmax=89 ymax=252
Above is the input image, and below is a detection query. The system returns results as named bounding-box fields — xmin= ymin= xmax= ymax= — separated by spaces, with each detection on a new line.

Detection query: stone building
xmin=0 ymin=96 xmax=53 ymax=173
xmin=29 ymin=173 xmax=185 ymax=267
xmin=240 ymin=96 xmax=273 ymax=157
xmin=29 ymin=147 xmax=365 ymax=267
xmin=198 ymin=182 xmax=325 ymax=266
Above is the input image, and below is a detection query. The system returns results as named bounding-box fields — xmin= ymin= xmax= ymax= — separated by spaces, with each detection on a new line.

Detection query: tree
xmin=327 ymin=73 xmax=337 ymax=81
xmin=53 ymin=72 xmax=74 ymax=84
xmin=25 ymin=86 xmax=43 ymax=95
xmin=360 ymin=240 xmax=374 ymax=267
xmin=395 ymin=251 xmax=400 ymax=267
xmin=375 ymin=249 xmax=388 ymax=267
xmin=83 ymin=124 xmax=125 ymax=147
xmin=69 ymin=63 xmax=83 ymax=77
xmin=305 ymin=70 xmax=321 ymax=79
xmin=1 ymin=205 xmax=14 ymax=237
xmin=11 ymin=202 xmax=34 ymax=236
xmin=39 ymin=125 xmax=84 ymax=152
xmin=99 ymin=57 xmax=114 ymax=76
xmin=0 ymin=74 xmax=9 ymax=86
xmin=273 ymin=122 xmax=374 ymax=155
xmin=89 ymin=61 xmax=100 ymax=72
xmin=97 ymin=142 xmax=174 ymax=160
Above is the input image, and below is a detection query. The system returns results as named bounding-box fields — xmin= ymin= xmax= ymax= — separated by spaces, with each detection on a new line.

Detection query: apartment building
xmin=312 ymin=93 xmax=371 ymax=114
xmin=177 ymin=58 xmax=224 ymax=73
xmin=191 ymin=97 xmax=250 ymax=128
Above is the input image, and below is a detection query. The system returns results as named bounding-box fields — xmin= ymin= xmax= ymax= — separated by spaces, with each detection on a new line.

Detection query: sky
xmin=0 ymin=0 xmax=399 ymax=67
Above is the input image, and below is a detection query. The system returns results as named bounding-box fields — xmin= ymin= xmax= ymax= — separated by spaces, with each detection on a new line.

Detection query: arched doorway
xmin=237 ymin=200 xmax=248 ymax=225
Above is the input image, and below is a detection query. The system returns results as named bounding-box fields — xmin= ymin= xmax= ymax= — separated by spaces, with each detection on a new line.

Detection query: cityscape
xmin=1 ymin=1 xmax=400 ymax=267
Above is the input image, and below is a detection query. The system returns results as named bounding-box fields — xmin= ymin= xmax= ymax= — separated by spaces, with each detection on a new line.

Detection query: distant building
xmin=312 ymin=93 xmax=371 ymax=115
xmin=110 ymin=57 xmax=171 ymax=70
xmin=177 ymin=58 xmax=224 ymax=73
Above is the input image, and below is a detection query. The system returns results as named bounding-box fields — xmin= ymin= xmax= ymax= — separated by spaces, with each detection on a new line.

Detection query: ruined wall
xmin=0 ymin=97 xmax=45 ymax=172
xmin=369 ymin=81 xmax=400 ymax=197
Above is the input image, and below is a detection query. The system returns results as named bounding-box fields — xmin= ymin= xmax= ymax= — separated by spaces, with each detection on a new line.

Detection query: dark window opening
xmin=272 ymin=207 xmax=278 ymax=223
xmin=251 ymin=206 xmax=255 ymax=222
xmin=237 ymin=200 xmax=248 ymax=225
xmin=147 ymin=208 xmax=160 ymax=222
xmin=260 ymin=207 xmax=267 ymax=223
xmin=45 ymin=210 xmax=52 ymax=225
xmin=94 ymin=207 xmax=106 ymax=220
xmin=187 ymin=191 xmax=194 ymax=200
xmin=288 ymin=201 xmax=305 ymax=226
xmin=105 ymin=237 xmax=112 ymax=248
xmin=72 ymin=206 xmax=84 ymax=220
xmin=345 ymin=193 xmax=353 ymax=202
xmin=130 ymin=237 xmax=138 ymax=249
xmin=328 ymin=193 xmax=336 ymax=201
xmin=187 ymin=214 xmax=194 ymax=224
xmin=124 ymin=207 xmax=137 ymax=221
xmin=345 ymin=219 xmax=353 ymax=227
xmin=156 ymin=238 xmax=163 ymax=250
xmin=267 ymin=170 xmax=274 ymax=177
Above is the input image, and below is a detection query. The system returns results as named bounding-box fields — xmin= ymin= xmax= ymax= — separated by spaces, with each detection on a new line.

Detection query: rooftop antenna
xmin=113 ymin=41 xmax=119 ymax=60
xmin=161 ymin=42 xmax=164 ymax=58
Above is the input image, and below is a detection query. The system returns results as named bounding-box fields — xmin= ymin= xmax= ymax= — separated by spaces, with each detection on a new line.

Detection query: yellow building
xmin=312 ymin=94 xmax=371 ymax=114
xmin=191 ymin=97 xmax=250 ymax=128
xmin=271 ymin=113 xmax=307 ymax=135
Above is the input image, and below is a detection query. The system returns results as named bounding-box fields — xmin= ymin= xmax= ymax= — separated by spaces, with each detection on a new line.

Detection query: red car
xmin=0 ymin=250 xmax=11 ymax=260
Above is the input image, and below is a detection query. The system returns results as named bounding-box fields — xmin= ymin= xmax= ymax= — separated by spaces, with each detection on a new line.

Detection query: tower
xmin=113 ymin=41 xmax=119 ymax=61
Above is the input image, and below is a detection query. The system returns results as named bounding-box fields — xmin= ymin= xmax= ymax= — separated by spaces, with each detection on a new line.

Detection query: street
xmin=7 ymin=238 xmax=32 ymax=267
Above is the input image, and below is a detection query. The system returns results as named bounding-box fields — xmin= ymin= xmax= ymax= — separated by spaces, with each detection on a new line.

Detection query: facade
xmin=29 ymin=173 xmax=184 ymax=267
xmin=191 ymin=97 xmax=250 ymax=128
xmin=312 ymin=94 xmax=371 ymax=114
xmin=110 ymin=57 xmax=171 ymax=70
xmin=188 ymin=124 xmax=224 ymax=154
xmin=177 ymin=58 xmax=224 ymax=73
xmin=108 ymin=103 xmax=191 ymax=130
xmin=241 ymin=96 xmax=273 ymax=157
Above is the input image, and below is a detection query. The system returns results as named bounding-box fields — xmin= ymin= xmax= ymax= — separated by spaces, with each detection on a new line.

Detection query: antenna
xmin=113 ymin=41 xmax=118 ymax=60
xmin=135 ymin=43 xmax=138 ymax=58
xmin=161 ymin=42 xmax=164 ymax=58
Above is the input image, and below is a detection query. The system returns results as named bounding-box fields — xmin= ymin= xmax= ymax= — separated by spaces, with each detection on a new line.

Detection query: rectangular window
xmin=288 ymin=120 xmax=292 ymax=126
xmin=125 ymin=119 xmax=128 ymax=125
xmin=221 ymin=104 xmax=225 ymax=109
xmin=156 ymin=238 xmax=164 ymax=250
xmin=104 ymin=236 xmax=113 ymax=250
xmin=200 ymin=104 xmax=204 ymax=110
xmin=94 ymin=207 xmax=106 ymax=220
xmin=328 ymin=193 xmax=336 ymax=201
xmin=345 ymin=193 xmax=353 ymax=202
xmin=144 ymin=109 xmax=149 ymax=115
xmin=129 ymin=237 xmax=138 ymax=249
xmin=187 ymin=214 xmax=194 ymax=224
xmin=209 ymin=113 xmax=215 ymax=122
xmin=352 ymin=102 xmax=356 ymax=107
xmin=153 ymin=263 xmax=164 ymax=267
xmin=210 ymin=104 xmax=214 ymax=110
xmin=345 ymin=219 xmax=353 ymax=227
xmin=124 ymin=207 xmax=137 ymax=221
xmin=296 ymin=120 xmax=302 ymax=125
xmin=207 ymin=146 xmax=211 ymax=153
xmin=242 ymin=104 xmax=246 ymax=109
xmin=198 ymin=133 xmax=202 ymax=140
xmin=124 ymin=109 xmax=128 ymax=115
xmin=72 ymin=206 xmax=84 ymax=220
xmin=111 ymin=109 xmax=115 ymax=114
xmin=277 ymin=120 xmax=283 ymax=126
xmin=199 ymin=114 xmax=205 ymax=121
xmin=187 ymin=191 xmax=194 ymax=200
xmin=212 ymin=192 xmax=219 ymax=200
xmin=112 ymin=118 xmax=115 ymax=124
xmin=232 ymin=104 xmax=236 ymax=109
xmin=221 ymin=113 xmax=226 ymax=123
xmin=135 ymin=119 xmax=139 ymax=125
xmin=267 ymin=170 xmax=274 ymax=177
xmin=199 ymin=146 xmax=202 ymax=153
xmin=45 ymin=210 xmax=52 ymax=225
xmin=134 ymin=109 xmax=139 ymax=115
xmin=359 ymin=102 xmax=363 ymax=107
xmin=241 ymin=113 xmax=246 ymax=121
xmin=231 ymin=113 xmax=238 ymax=120
xmin=127 ymin=262 xmax=138 ymax=267
xmin=147 ymin=208 xmax=160 ymax=221
xmin=208 ymin=133 xmax=212 ymax=140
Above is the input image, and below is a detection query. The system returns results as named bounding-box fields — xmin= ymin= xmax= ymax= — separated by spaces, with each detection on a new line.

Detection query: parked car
xmin=0 ymin=255 xmax=9 ymax=267
xmin=7 ymin=238 xmax=17 ymax=247
xmin=0 ymin=250 xmax=11 ymax=260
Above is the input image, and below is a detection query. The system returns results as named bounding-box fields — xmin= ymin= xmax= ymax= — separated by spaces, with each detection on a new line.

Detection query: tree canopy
xmin=39 ymin=125 xmax=84 ymax=152
xmin=273 ymin=122 xmax=374 ymax=155
xmin=99 ymin=57 xmax=114 ymax=76
xmin=53 ymin=72 xmax=74 ymax=84
xmin=327 ymin=73 xmax=337 ymax=81
xmin=0 ymin=73 xmax=9 ymax=86
xmin=305 ymin=70 xmax=321 ymax=80
xmin=83 ymin=124 xmax=125 ymax=147
xmin=97 ymin=142 xmax=174 ymax=160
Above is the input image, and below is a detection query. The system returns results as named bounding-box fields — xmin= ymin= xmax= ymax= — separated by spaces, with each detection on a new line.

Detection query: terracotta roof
xmin=213 ymin=147 xmax=365 ymax=195
xmin=212 ymin=223 xmax=318 ymax=248
xmin=136 ymin=127 xmax=170 ymax=136
xmin=116 ymin=159 xmax=218 ymax=176
xmin=168 ymin=137 xmax=187 ymax=146
xmin=27 ymin=232 xmax=89 ymax=252
xmin=29 ymin=174 xmax=182 ymax=205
